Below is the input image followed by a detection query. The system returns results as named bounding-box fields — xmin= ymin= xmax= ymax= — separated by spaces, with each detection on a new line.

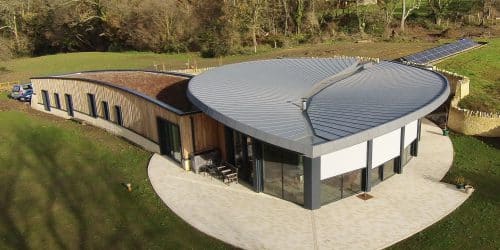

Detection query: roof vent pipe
xmin=301 ymin=99 xmax=308 ymax=111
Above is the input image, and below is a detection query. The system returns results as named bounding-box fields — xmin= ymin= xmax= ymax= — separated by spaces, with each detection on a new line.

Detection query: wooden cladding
xmin=31 ymin=78 xmax=226 ymax=161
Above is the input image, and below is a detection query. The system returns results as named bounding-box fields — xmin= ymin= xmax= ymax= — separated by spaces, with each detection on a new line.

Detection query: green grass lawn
xmin=0 ymin=108 xmax=228 ymax=249
xmin=0 ymin=41 xmax=498 ymax=249
xmin=390 ymin=134 xmax=500 ymax=249
xmin=437 ymin=38 xmax=500 ymax=113
xmin=0 ymin=41 xmax=436 ymax=83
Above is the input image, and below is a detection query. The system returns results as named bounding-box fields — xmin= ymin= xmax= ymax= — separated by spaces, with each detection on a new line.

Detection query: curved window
xmin=403 ymin=144 xmax=413 ymax=166
xmin=321 ymin=169 xmax=362 ymax=205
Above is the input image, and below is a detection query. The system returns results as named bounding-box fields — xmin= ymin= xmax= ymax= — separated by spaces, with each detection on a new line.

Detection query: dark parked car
xmin=10 ymin=83 xmax=33 ymax=102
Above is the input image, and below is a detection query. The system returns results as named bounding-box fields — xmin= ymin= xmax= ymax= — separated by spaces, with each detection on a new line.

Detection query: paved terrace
xmin=148 ymin=120 xmax=471 ymax=250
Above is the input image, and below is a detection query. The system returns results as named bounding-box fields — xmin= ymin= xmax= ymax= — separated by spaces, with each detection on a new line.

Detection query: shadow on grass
xmin=475 ymin=136 xmax=500 ymax=150
xmin=0 ymin=112 xmax=228 ymax=249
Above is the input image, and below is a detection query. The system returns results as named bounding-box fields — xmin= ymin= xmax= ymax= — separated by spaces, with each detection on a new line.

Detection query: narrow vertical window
xmin=64 ymin=94 xmax=74 ymax=117
xmin=41 ymin=90 xmax=51 ymax=111
xmin=101 ymin=101 xmax=110 ymax=120
xmin=87 ymin=93 xmax=97 ymax=118
xmin=54 ymin=93 xmax=61 ymax=109
xmin=114 ymin=105 xmax=123 ymax=126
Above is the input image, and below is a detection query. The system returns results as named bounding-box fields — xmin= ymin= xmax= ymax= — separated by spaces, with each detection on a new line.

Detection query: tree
xmin=429 ymin=0 xmax=455 ymax=26
xmin=249 ymin=0 xmax=265 ymax=53
xmin=281 ymin=0 xmax=290 ymax=36
xmin=355 ymin=0 xmax=368 ymax=35
xmin=400 ymin=0 xmax=422 ymax=32
xmin=195 ymin=1 xmax=231 ymax=57
xmin=295 ymin=0 xmax=305 ymax=35
xmin=0 ymin=0 xmax=26 ymax=54
xmin=378 ymin=0 xmax=398 ymax=36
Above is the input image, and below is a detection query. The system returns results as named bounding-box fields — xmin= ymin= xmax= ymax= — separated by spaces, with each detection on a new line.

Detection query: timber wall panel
xmin=192 ymin=113 xmax=221 ymax=153
xmin=31 ymin=78 xmax=191 ymax=155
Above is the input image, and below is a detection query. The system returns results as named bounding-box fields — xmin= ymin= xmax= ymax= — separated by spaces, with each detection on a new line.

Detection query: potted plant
xmin=442 ymin=125 xmax=449 ymax=136
xmin=455 ymin=176 xmax=465 ymax=189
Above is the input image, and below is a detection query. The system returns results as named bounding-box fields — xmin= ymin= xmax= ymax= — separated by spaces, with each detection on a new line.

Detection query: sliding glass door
xmin=263 ymin=143 xmax=304 ymax=205
xmin=157 ymin=117 xmax=182 ymax=163
xmin=320 ymin=169 xmax=362 ymax=205
xmin=233 ymin=132 xmax=254 ymax=184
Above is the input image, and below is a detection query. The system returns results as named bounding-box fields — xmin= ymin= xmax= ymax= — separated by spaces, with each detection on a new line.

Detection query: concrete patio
xmin=148 ymin=119 xmax=471 ymax=250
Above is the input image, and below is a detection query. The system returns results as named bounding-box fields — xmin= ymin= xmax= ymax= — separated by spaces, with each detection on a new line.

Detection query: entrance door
xmin=233 ymin=132 xmax=254 ymax=184
xmin=157 ymin=117 xmax=182 ymax=163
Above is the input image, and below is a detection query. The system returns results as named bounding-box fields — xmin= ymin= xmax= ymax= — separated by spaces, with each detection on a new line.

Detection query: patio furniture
xmin=192 ymin=149 xmax=220 ymax=174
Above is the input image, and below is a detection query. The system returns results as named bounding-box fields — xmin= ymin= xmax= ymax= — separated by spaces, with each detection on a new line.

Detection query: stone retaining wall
xmin=436 ymin=68 xmax=500 ymax=137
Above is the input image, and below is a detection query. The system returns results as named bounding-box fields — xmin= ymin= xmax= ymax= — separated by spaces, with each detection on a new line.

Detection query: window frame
xmin=64 ymin=94 xmax=74 ymax=117
xmin=114 ymin=105 xmax=123 ymax=126
xmin=53 ymin=93 xmax=61 ymax=109
xmin=41 ymin=90 xmax=51 ymax=111
xmin=87 ymin=93 xmax=97 ymax=118
xmin=101 ymin=101 xmax=110 ymax=121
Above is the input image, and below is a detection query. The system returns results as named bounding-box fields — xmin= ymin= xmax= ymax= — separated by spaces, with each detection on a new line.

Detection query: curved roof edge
xmin=187 ymin=63 xmax=450 ymax=158
xmin=31 ymin=70 xmax=200 ymax=116
xmin=187 ymin=89 xmax=312 ymax=154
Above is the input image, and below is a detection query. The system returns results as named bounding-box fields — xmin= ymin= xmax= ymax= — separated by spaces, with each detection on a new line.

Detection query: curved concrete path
xmin=148 ymin=120 xmax=471 ymax=250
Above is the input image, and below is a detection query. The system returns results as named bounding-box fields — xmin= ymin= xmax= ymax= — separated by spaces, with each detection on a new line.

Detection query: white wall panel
xmin=320 ymin=142 xmax=367 ymax=180
xmin=372 ymin=128 xmax=401 ymax=167
xmin=404 ymin=120 xmax=418 ymax=147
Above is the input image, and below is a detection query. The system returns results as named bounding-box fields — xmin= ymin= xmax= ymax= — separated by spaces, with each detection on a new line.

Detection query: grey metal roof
xmin=187 ymin=58 xmax=449 ymax=158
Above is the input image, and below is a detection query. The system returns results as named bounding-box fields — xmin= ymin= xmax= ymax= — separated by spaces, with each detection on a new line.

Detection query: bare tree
xmin=282 ymin=0 xmax=289 ymax=36
xmin=250 ymin=0 xmax=264 ymax=53
xmin=378 ymin=0 xmax=398 ymax=36
xmin=400 ymin=0 xmax=422 ymax=32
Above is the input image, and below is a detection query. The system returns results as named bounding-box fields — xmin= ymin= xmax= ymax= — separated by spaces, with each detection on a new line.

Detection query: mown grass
xmin=1 ymin=40 xmax=498 ymax=249
xmin=390 ymin=133 xmax=500 ymax=250
xmin=0 ymin=41 xmax=436 ymax=83
xmin=437 ymin=38 xmax=500 ymax=113
xmin=0 ymin=92 xmax=8 ymax=100
xmin=0 ymin=108 xmax=229 ymax=249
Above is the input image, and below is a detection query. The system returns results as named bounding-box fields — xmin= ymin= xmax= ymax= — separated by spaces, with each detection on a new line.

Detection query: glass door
xmin=157 ymin=117 xmax=182 ymax=163
xmin=262 ymin=143 xmax=304 ymax=205
xmin=233 ymin=131 xmax=254 ymax=184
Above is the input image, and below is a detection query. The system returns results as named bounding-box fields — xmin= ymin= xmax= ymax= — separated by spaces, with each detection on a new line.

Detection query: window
xmin=371 ymin=158 xmax=396 ymax=187
xmin=87 ymin=93 xmax=97 ymax=118
xmin=402 ymin=144 xmax=412 ymax=166
xmin=382 ymin=159 xmax=396 ymax=180
xmin=320 ymin=175 xmax=342 ymax=204
xmin=342 ymin=169 xmax=362 ymax=196
xmin=41 ymin=90 xmax=50 ymax=111
xmin=64 ymin=94 xmax=74 ymax=117
xmin=114 ymin=105 xmax=123 ymax=126
xmin=101 ymin=101 xmax=110 ymax=120
xmin=53 ymin=93 xmax=61 ymax=109
xmin=321 ymin=168 xmax=362 ymax=205
xmin=370 ymin=165 xmax=383 ymax=187
xmin=157 ymin=118 xmax=182 ymax=162
xmin=263 ymin=143 xmax=304 ymax=205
